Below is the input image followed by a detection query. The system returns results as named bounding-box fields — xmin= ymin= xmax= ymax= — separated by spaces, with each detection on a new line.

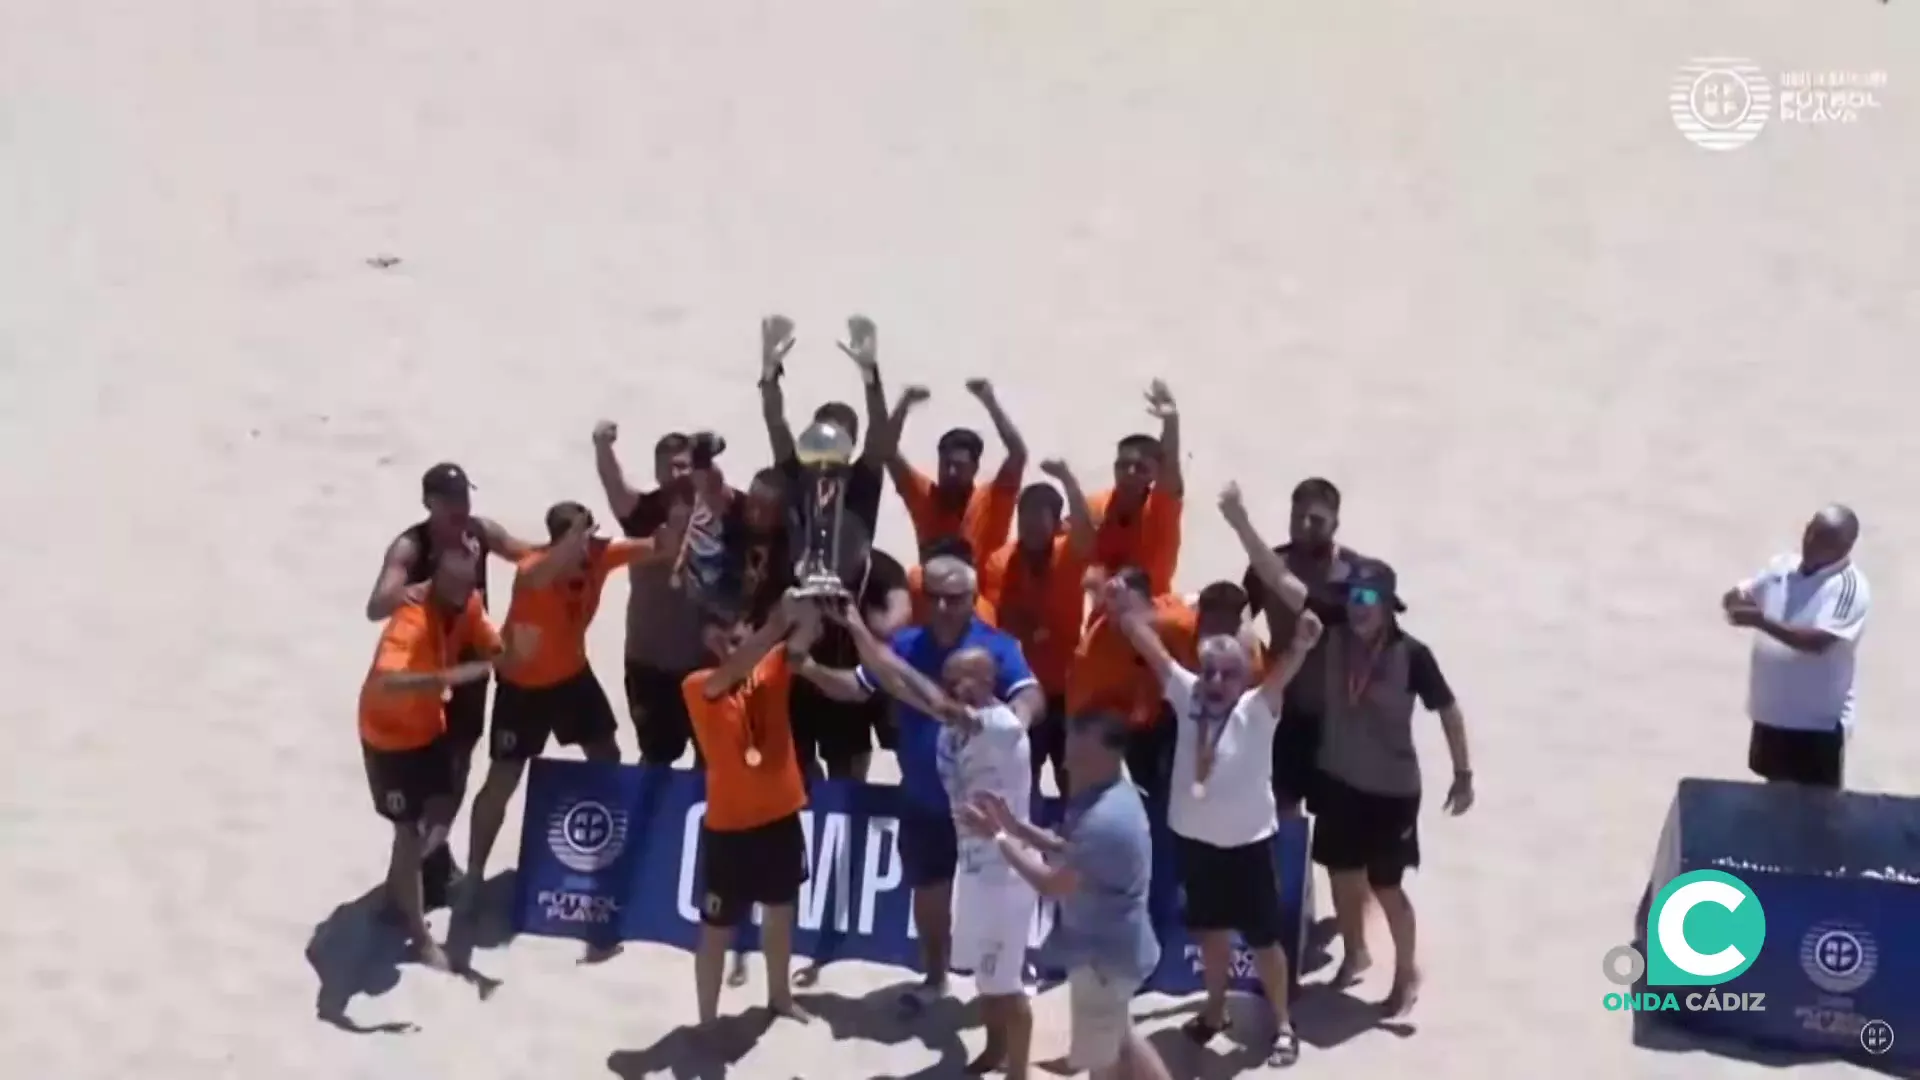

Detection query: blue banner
xmin=513 ymin=759 xmax=1313 ymax=995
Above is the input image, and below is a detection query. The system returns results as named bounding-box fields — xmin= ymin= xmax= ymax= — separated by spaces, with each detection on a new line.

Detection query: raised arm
xmin=760 ymin=315 xmax=799 ymax=463
xmin=366 ymin=532 xmax=426 ymax=621
xmin=1039 ymin=458 xmax=1098 ymax=559
xmin=591 ymin=421 xmax=642 ymax=522
xmin=882 ymin=385 xmax=932 ymax=490
xmin=835 ymin=315 xmax=891 ymax=464
xmin=1102 ymin=579 xmax=1178 ymax=684
xmin=965 ymin=379 xmax=1028 ymax=483
xmin=700 ymin=601 xmax=795 ymax=699
xmin=1255 ymin=608 xmax=1325 ymax=712
xmin=1218 ymin=482 xmax=1309 ymax=614
xmin=838 ymin=608 xmax=967 ymax=722
xmin=1144 ymin=378 xmax=1184 ymax=499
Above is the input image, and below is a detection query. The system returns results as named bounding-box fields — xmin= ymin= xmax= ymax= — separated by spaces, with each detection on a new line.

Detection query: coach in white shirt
xmin=1723 ymin=504 xmax=1869 ymax=790
xmin=1103 ymin=484 xmax=1323 ymax=1069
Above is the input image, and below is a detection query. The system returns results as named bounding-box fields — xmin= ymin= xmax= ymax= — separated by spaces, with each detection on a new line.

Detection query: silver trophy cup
xmin=792 ymin=419 xmax=856 ymax=598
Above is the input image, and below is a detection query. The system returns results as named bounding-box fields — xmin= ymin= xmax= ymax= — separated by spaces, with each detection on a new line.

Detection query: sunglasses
xmin=1348 ymin=586 xmax=1386 ymax=607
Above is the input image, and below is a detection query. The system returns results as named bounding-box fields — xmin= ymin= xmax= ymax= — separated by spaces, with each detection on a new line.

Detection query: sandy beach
xmin=2 ymin=0 xmax=1915 ymax=1076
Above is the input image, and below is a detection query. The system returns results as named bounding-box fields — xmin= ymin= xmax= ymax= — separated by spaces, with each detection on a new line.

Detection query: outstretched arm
xmin=966 ymin=379 xmax=1028 ymax=484
xmin=700 ymin=603 xmax=795 ymax=699
xmin=839 ymin=608 xmax=966 ymax=722
xmin=1040 ymin=459 xmax=1098 ymax=559
xmin=591 ymin=421 xmax=642 ymax=522
xmin=882 ymin=385 xmax=932 ymax=490
xmin=760 ymin=315 xmax=799 ymax=463
xmin=1219 ymin=482 xmax=1309 ymax=613
xmin=1102 ymin=580 xmax=1178 ymax=685
xmin=1145 ymin=378 xmax=1184 ymax=499
xmin=835 ymin=316 xmax=891 ymax=465
xmin=1255 ymin=609 xmax=1324 ymax=712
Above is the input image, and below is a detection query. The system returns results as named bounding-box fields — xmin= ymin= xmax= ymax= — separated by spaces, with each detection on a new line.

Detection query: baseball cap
xmin=1347 ymin=558 xmax=1408 ymax=613
xmin=421 ymin=462 xmax=476 ymax=498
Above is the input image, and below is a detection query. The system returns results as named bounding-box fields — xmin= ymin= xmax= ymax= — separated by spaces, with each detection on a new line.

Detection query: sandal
xmin=1267 ymin=1028 xmax=1301 ymax=1068
xmin=1181 ymin=1014 xmax=1230 ymax=1044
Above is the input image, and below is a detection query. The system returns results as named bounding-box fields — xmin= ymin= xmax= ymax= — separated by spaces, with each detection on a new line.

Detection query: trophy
xmin=792 ymin=418 xmax=856 ymax=598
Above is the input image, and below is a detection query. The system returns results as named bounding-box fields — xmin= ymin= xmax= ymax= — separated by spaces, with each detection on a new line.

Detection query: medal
xmin=441 ymin=688 xmax=453 ymax=703
xmin=1191 ymin=782 xmax=1207 ymax=800
xmin=745 ymin=747 xmax=763 ymax=767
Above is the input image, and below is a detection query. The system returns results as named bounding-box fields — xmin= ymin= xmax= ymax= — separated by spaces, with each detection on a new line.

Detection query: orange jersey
xmin=980 ymin=535 xmax=1091 ymax=696
xmin=683 ymin=651 xmax=807 ymax=832
xmin=499 ymin=538 xmax=650 ymax=688
xmin=1087 ymin=486 xmax=1182 ymax=596
xmin=358 ymin=595 xmax=502 ymax=751
xmin=897 ymin=465 xmax=1019 ymax=558
xmin=907 ymin=563 xmax=999 ymax=625
xmin=1066 ymin=594 xmax=1196 ymax=728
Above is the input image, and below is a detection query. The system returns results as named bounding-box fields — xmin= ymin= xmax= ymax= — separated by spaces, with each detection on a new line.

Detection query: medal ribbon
xmin=1345 ymin=633 xmax=1388 ymax=708
xmin=1191 ymin=698 xmax=1232 ymax=786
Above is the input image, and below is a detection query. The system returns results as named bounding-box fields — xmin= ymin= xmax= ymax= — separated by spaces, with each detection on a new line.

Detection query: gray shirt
xmin=1050 ymin=778 xmax=1160 ymax=984
xmin=1316 ymin=629 xmax=1455 ymax=797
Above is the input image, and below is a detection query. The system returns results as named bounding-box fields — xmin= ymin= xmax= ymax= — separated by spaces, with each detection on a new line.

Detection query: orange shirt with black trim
xmin=358 ymin=595 xmax=502 ymax=751
xmin=682 ymin=651 xmax=807 ymax=832
xmin=907 ymin=563 xmax=999 ymax=625
xmin=1087 ymin=485 xmax=1183 ymax=596
xmin=897 ymin=465 xmax=1020 ymax=558
xmin=1065 ymin=594 xmax=1198 ymax=728
xmin=498 ymin=538 xmax=650 ymax=689
xmin=980 ymin=534 xmax=1091 ymax=697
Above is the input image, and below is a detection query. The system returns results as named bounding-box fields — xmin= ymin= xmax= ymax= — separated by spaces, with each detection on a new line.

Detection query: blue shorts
xmin=898 ymin=810 xmax=958 ymax=889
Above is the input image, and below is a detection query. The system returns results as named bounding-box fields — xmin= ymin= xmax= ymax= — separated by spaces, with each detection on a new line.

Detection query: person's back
xmin=1055 ymin=777 xmax=1159 ymax=983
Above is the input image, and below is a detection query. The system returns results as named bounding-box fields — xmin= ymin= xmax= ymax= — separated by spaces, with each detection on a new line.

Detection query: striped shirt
xmin=1742 ymin=555 xmax=1870 ymax=732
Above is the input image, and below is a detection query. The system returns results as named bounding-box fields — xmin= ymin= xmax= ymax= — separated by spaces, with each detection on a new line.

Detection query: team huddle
xmin=353 ymin=315 xmax=1478 ymax=1078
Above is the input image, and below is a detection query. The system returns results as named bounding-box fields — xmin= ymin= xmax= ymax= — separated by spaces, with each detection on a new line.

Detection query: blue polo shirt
xmin=856 ymin=617 xmax=1038 ymax=813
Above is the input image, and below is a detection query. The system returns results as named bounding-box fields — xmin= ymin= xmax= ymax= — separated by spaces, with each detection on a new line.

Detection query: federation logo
xmin=547 ymin=798 xmax=629 ymax=874
xmin=1670 ymin=58 xmax=1771 ymax=151
xmin=1798 ymin=923 xmax=1878 ymax=995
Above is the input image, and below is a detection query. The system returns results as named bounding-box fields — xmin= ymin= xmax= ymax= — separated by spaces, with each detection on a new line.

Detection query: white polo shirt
xmin=1161 ymin=666 xmax=1279 ymax=849
xmin=1741 ymin=554 xmax=1870 ymax=732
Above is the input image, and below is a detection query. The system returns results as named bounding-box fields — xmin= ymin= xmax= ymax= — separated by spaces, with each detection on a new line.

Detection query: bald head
xmin=1801 ymin=504 xmax=1860 ymax=572
xmin=942 ymin=645 xmax=997 ymax=707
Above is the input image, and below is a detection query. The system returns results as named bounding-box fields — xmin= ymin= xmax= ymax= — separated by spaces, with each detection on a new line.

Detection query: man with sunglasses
xmin=794 ymin=555 xmax=1045 ymax=1013
xmin=1225 ymin=491 xmax=1476 ymax=1017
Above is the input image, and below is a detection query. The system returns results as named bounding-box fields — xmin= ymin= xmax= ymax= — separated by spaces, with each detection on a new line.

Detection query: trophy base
xmin=792 ymin=575 xmax=850 ymax=599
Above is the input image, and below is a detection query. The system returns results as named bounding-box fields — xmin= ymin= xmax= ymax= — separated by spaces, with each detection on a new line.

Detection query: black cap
xmin=689 ymin=431 xmax=727 ymax=469
xmin=421 ymin=462 xmax=476 ymax=498
xmin=1347 ymin=558 xmax=1408 ymax=613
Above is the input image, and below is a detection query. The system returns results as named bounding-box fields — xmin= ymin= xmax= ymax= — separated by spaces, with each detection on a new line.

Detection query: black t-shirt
xmin=1400 ymin=633 xmax=1457 ymax=712
xmin=778 ymin=456 xmax=885 ymax=578
xmin=1243 ymin=543 xmax=1371 ymax=717
xmin=401 ymin=519 xmax=491 ymax=607
xmin=807 ymin=548 xmax=910 ymax=668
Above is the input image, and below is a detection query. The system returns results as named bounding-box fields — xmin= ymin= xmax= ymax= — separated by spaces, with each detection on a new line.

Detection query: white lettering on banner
xmin=676 ymin=802 xmax=706 ymax=924
xmin=539 ymin=889 xmax=620 ymax=925
xmin=798 ymin=813 xmax=854 ymax=933
xmin=861 ymin=818 xmax=905 ymax=937
xmin=1184 ymin=943 xmax=1257 ymax=979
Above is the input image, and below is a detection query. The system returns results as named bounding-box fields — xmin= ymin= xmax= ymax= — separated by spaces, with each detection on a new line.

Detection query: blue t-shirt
xmin=1051 ymin=778 xmax=1160 ymax=984
xmin=856 ymin=618 xmax=1037 ymax=813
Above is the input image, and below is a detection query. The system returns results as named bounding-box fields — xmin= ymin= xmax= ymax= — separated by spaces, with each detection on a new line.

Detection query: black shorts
xmin=1030 ymin=694 xmax=1068 ymax=789
xmin=1176 ymin=834 xmax=1287 ymax=948
xmin=1748 ymin=722 xmax=1845 ymax=788
xmin=899 ymin=810 xmax=960 ymax=889
xmin=698 ymin=812 xmax=809 ymax=927
xmin=490 ymin=668 xmax=619 ymax=761
xmin=363 ymin=738 xmax=456 ymax=824
xmin=445 ymin=666 xmax=490 ymax=745
xmin=625 ymin=659 xmax=698 ymax=765
xmin=790 ymin=678 xmax=877 ymax=767
xmin=1272 ymin=707 xmax=1322 ymax=807
xmin=1310 ymin=771 xmax=1421 ymax=889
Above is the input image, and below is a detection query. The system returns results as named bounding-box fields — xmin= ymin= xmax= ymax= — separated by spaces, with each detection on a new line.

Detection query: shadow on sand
xmin=606 ymin=1010 xmax=770 ymax=1080
xmin=307 ymin=871 xmax=520 ymax=1032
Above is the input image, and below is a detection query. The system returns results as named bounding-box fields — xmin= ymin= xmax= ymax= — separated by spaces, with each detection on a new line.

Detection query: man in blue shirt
xmin=794 ymin=555 xmax=1044 ymax=1007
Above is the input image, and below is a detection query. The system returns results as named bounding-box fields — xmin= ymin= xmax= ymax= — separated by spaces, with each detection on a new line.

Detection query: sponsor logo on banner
xmin=1799 ymin=923 xmax=1878 ymax=995
xmin=538 ymin=889 xmax=620 ymax=925
xmin=548 ymin=798 xmax=628 ymax=874
xmin=1185 ymin=943 xmax=1257 ymax=980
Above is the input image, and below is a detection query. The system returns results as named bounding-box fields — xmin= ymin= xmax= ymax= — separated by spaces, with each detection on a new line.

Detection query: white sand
xmin=3 ymin=0 xmax=1915 ymax=1076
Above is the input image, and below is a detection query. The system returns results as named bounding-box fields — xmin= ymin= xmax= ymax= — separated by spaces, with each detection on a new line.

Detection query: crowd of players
xmin=352 ymin=315 xmax=1477 ymax=1077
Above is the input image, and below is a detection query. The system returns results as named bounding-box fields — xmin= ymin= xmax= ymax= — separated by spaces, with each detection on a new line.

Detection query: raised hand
xmin=1143 ymin=378 xmax=1178 ymax=420
xmin=964 ymin=378 xmax=995 ymax=402
xmin=1217 ymin=481 xmax=1248 ymax=523
xmin=1038 ymin=458 xmax=1073 ymax=482
xmin=902 ymin=384 xmax=932 ymax=408
xmin=1292 ymin=608 xmax=1325 ymax=651
xmin=837 ymin=315 xmax=878 ymax=373
xmin=761 ymin=315 xmax=797 ymax=379
xmin=592 ymin=420 xmax=618 ymax=446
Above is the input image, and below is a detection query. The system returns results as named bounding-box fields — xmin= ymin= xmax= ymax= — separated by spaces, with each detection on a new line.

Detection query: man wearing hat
xmin=364 ymin=461 xmax=532 ymax=907
xmin=1302 ymin=554 xmax=1473 ymax=1017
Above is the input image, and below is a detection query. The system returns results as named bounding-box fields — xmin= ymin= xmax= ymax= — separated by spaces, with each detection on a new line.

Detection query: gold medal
xmin=745 ymin=747 xmax=763 ymax=767
xmin=441 ymin=688 xmax=453 ymax=703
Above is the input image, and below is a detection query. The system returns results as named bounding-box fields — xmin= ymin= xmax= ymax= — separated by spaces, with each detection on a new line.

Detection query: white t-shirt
xmin=937 ymin=704 xmax=1032 ymax=882
xmin=1741 ymin=555 xmax=1870 ymax=732
xmin=1162 ymin=666 xmax=1280 ymax=848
